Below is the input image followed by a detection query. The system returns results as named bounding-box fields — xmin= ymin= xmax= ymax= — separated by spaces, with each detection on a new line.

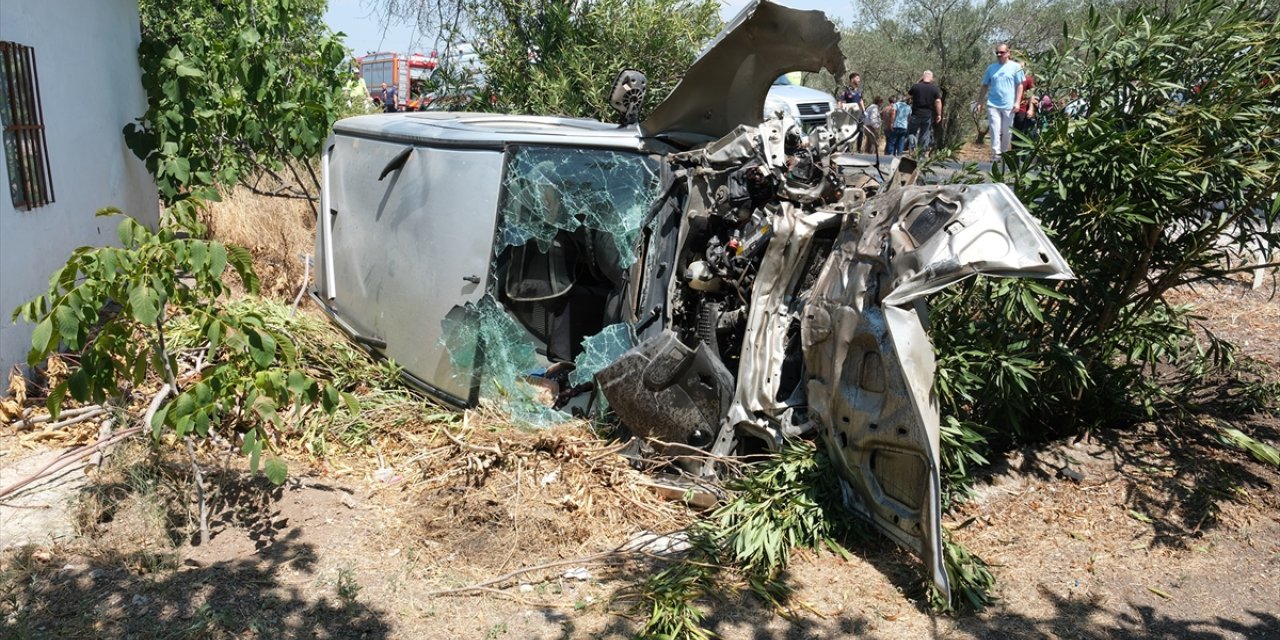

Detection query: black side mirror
xmin=608 ymin=69 xmax=647 ymax=126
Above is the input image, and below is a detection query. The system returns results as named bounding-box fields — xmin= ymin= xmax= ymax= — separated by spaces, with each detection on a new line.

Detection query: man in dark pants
xmin=907 ymin=70 xmax=943 ymax=156
xmin=380 ymin=82 xmax=399 ymax=113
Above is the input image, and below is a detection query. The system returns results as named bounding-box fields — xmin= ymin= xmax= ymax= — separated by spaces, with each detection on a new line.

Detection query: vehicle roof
xmin=333 ymin=112 xmax=648 ymax=150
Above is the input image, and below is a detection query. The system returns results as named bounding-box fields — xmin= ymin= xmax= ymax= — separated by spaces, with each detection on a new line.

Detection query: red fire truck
xmin=356 ymin=52 xmax=437 ymax=111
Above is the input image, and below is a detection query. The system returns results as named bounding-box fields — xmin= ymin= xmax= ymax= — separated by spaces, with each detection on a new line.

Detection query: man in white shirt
xmin=975 ymin=44 xmax=1025 ymax=162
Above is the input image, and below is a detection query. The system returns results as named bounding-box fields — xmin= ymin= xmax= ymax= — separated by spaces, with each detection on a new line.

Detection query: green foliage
xmin=1218 ymin=426 xmax=1280 ymax=468
xmin=13 ymin=209 xmax=354 ymax=482
xmin=931 ymin=528 xmax=997 ymax=613
xmin=930 ymin=0 xmax=1280 ymax=479
xmin=126 ymin=0 xmax=352 ymax=204
xmin=468 ymin=0 xmax=721 ymax=121
xmin=631 ymin=441 xmax=993 ymax=636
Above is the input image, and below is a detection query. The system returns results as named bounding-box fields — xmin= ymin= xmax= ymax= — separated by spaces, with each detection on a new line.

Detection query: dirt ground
xmin=2 ymin=281 xmax=1278 ymax=640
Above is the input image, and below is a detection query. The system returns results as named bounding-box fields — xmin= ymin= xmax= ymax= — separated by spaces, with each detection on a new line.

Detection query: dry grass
xmin=203 ymin=188 xmax=315 ymax=300
xmin=362 ymin=407 xmax=693 ymax=575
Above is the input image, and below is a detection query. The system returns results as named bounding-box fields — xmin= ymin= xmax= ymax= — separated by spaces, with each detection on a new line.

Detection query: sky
xmin=324 ymin=0 xmax=859 ymax=57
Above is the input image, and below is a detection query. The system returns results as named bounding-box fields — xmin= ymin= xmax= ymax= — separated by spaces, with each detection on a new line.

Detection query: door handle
xmin=463 ymin=275 xmax=481 ymax=284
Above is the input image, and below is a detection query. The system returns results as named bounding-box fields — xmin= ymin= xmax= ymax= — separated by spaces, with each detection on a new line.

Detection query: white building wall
xmin=0 ymin=0 xmax=159 ymax=375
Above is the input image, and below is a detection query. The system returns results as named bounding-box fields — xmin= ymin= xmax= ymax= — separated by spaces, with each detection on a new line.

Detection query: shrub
xmin=931 ymin=0 xmax=1280 ymax=470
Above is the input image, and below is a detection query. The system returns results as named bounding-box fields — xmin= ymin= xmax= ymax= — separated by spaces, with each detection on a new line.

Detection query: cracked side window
xmin=436 ymin=147 xmax=662 ymax=426
xmin=497 ymin=146 xmax=660 ymax=270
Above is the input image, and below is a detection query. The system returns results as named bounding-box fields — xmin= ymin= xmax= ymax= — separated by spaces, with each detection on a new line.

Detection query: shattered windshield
xmin=497 ymin=146 xmax=661 ymax=269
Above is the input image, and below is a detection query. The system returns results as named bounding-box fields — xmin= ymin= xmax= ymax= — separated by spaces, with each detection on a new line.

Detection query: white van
xmin=763 ymin=74 xmax=836 ymax=130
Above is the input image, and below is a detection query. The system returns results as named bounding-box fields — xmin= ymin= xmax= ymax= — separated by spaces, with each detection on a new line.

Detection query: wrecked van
xmin=311 ymin=0 xmax=1073 ymax=601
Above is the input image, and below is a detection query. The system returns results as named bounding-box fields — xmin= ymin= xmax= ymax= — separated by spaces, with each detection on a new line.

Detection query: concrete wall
xmin=0 ymin=0 xmax=159 ymax=375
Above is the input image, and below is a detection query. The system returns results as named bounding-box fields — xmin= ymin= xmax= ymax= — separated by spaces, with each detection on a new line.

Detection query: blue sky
xmin=324 ymin=0 xmax=858 ymax=56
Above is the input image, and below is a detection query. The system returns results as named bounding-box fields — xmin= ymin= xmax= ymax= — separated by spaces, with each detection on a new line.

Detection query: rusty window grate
xmin=0 ymin=41 xmax=54 ymax=210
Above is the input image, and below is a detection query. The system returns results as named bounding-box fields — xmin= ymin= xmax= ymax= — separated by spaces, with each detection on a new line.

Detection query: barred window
xmin=0 ymin=42 xmax=54 ymax=210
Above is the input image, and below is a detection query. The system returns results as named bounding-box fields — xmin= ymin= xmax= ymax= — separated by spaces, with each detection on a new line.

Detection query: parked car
xmin=311 ymin=0 xmax=1072 ymax=603
xmin=763 ymin=73 xmax=835 ymax=130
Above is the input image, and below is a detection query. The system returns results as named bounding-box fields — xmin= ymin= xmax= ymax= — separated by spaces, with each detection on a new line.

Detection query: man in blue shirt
xmin=976 ymin=44 xmax=1025 ymax=162
xmin=889 ymin=94 xmax=910 ymax=155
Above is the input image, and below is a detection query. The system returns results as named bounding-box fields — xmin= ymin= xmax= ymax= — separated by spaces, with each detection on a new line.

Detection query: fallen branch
xmin=12 ymin=405 xmax=105 ymax=430
xmin=38 ymin=408 xmax=107 ymax=432
xmin=142 ymin=384 xmax=173 ymax=433
xmin=0 ymin=426 xmax=144 ymax=500
xmin=442 ymin=413 xmax=503 ymax=456
xmin=423 ymin=550 xmax=628 ymax=597
xmin=290 ymin=254 xmax=312 ymax=317
xmin=86 ymin=418 xmax=116 ymax=471
xmin=0 ymin=385 xmax=170 ymax=500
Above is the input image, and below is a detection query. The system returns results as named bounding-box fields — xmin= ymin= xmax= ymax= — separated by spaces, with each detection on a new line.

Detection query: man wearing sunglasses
xmin=976 ymin=44 xmax=1026 ymax=163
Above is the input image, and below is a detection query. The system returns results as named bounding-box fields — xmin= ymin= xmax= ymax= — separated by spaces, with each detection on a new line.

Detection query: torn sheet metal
xmin=800 ymin=182 xmax=1074 ymax=601
xmin=640 ymin=0 xmax=844 ymax=141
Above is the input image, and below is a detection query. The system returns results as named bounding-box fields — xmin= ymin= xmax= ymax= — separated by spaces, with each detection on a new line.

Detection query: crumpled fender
xmin=802 ymin=182 xmax=1073 ymax=602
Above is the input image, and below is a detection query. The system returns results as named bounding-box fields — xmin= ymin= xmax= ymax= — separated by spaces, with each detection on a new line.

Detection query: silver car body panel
xmin=332 ymin=111 xmax=650 ymax=150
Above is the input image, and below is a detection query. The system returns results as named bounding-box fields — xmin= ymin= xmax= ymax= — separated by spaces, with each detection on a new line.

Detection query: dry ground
xmin=1 ymin=214 xmax=1278 ymax=639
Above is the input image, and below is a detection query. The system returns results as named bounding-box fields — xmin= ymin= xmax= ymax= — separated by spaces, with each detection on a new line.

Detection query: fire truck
xmin=356 ymin=52 xmax=437 ymax=111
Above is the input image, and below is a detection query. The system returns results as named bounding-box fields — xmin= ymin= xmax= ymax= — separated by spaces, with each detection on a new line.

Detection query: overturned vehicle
xmin=311 ymin=1 xmax=1073 ymax=600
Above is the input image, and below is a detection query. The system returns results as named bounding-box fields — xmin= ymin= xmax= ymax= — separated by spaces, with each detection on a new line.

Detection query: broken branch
xmin=441 ymin=414 xmax=502 ymax=456
xmin=11 ymin=404 xmax=105 ymax=430
xmin=422 ymin=550 xmax=627 ymax=597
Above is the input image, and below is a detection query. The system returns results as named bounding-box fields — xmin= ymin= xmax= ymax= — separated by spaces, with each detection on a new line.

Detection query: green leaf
xmin=226 ymin=245 xmax=260 ymax=294
xmin=253 ymin=395 xmax=279 ymax=425
xmin=287 ymin=370 xmax=308 ymax=397
xmin=248 ymin=330 xmax=277 ymax=368
xmin=1127 ymin=510 xmax=1154 ymax=524
xmin=172 ymin=157 xmax=191 ymax=184
xmin=66 ymin=369 xmax=90 ymax=402
xmin=54 ymin=305 xmax=80 ymax=348
xmin=240 ymin=27 xmax=262 ymax=46
xmin=118 ymin=218 xmax=140 ymax=248
xmin=151 ymin=405 xmax=169 ymax=438
xmin=207 ymin=319 xmax=224 ymax=352
xmin=263 ymin=456 xmax=288 ymax=485
xmin=189 ymin=240 xmax=208 ymax=273
xmin=30 ymin=317 xmax=54 ymax=356
xmin=207 ymin=243 xmax=228 ymax=277
xmin=242 ymin=428 xmax=261 ymax=473
xmin=45 ymin=381 xmax=68 ymax=420
xmin=341 ymin=391 xmax=360 ymax=415
xmin=128 ymin=284 xmax=162 ymax=326
xmin=175 ymin=64 xmax=203 ymax=78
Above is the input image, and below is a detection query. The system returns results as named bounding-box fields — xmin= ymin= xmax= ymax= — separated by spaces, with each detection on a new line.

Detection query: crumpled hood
xmin=640 ymin=0 xmax=844 ymax=142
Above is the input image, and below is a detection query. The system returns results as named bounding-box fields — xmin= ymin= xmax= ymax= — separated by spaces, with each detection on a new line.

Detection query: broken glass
xmin=497 ymin=146 xmax=661 ymax=270
xmin=570 ymin=323 xmax=635 ymax=387
xmin=438 ymin=295 xmax=568 ymax=426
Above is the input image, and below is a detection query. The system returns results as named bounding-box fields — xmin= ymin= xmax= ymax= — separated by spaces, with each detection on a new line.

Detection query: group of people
xmin=834 ymin=43 xmax=1054 ymax=163
xmin=834 ymin=70 xmax=942 ymax=157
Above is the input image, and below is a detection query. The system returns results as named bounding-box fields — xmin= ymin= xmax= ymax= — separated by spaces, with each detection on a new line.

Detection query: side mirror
xmin=608 ymin=69 xmax=647 ymax=126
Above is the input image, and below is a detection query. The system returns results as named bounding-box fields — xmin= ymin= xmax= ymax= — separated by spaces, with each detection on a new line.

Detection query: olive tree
xmin=469 ymin=0 xmax=721 ymax=121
